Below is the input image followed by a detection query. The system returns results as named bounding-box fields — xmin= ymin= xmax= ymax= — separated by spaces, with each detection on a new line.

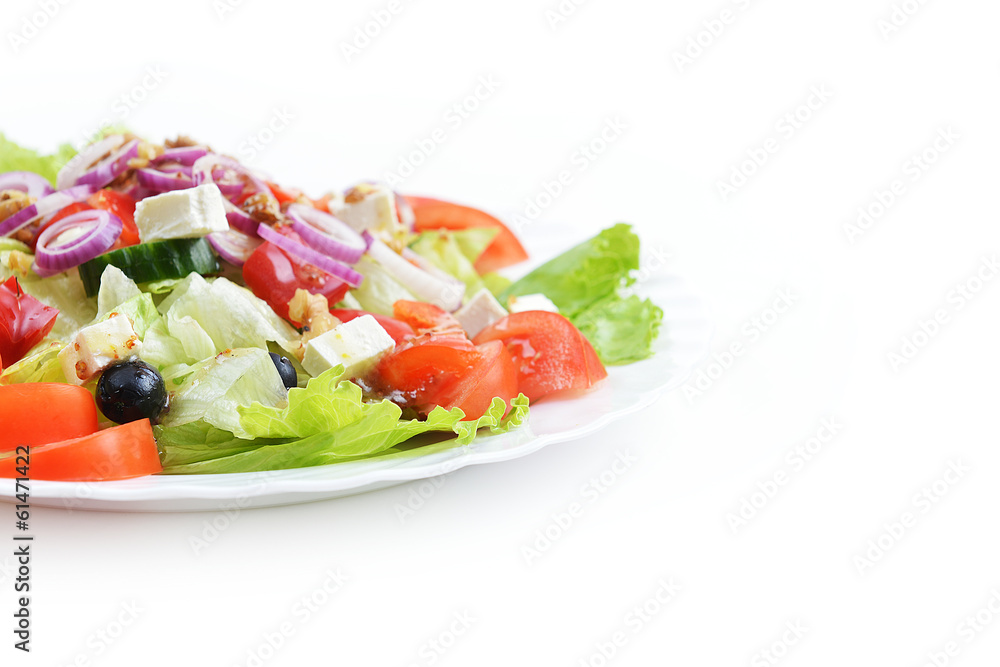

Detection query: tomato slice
xmin=88 ymin=190 xmax=140 ymax=250
xmin=473 ymin=311 xmax=607 ymax=402
xmin=374 ymin=337 xmax=479 ymax=413
xmin=330 ymin=309 xmax=415 ymax=345
xmin=243 ymin=228 xmax=351 ymax=322
xmin=392 ymin=300 xmax=467 ymax=340
xmin=268 ymin=182 xmax=304 ymax=206
xmin=0 ymin=419 xmax=162 ymax=481
xmin=0 ymin=277 xmax=58 ymax=368
xmin=405 ymin=196 xmax=529 ymax=273
xmin=0 ymin=384 xmax=100 ymax=453
xmin=433 ymin=340 xmax=518 ymax=420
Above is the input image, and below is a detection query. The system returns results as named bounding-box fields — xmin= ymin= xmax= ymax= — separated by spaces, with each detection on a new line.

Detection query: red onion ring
xmin=0 ymin=185 xmax=96 ymax=238
xmin=192 ymin=154 xmax=271 ymax=203
xmin=153 ymin=147 xmax=209 ymax=166
xmin=75 ymin=139 xmax=140 ymax=189
xmin=156 ymin=163 xmax=194 ymax=177
xmin=223 ymin=200 xmax=259 ymax=237
xmin=257 ymin=224 xmax=363 ymax=288
xmin=56 ymin=135 xmax=127 ymax=191
xmin=0 ymin=172 xmax=55 ymax=200
xmin=207 ymin=229 xmax=262 ymax=267
xmin=286 ymin=204 xmax=367 ymax=264
xmin=137 ymin=168 xmax=195 ymax=193
xmin=33 ymin=209 xmax=122 ymax=277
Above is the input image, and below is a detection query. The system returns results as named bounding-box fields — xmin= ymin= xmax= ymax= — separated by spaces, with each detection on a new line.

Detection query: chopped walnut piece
xmin=0 ymin=190 xmax=32 ymax=223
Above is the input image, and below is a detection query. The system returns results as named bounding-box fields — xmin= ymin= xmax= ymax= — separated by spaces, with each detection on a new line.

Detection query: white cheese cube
xmin=455 ymin=288 xmax=508 ymax=339
xmin=58 ymin=313 xmax=142 ymax=385
xmin=134 ymin=183 xmax=229 ymax=243
xmin=508 ymin=293 xmax=560 ymax=314
xmin=302 ymin=315 xmax=395 ymax=379
xmin=333 ymin=184 xmax=401 ymax=235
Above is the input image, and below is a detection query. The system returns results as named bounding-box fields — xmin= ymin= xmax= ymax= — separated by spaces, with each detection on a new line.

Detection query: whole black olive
xmin=269 ymin=352 xmax=298 ymax=389
xmin=96 ymin=360 xmax=168 ymax=424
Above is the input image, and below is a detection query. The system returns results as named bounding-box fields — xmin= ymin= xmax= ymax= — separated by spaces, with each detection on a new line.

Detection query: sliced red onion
xmin=365 ymin=234 xmax=465 ymax=311
xmin=223 ymin=200 xmax=259 ymax=237
xmin=33 ymin=209 xmax=122 ymax=277
xmin=394 ymin=192 xmax=415 ymax=230
xmin=75 ymin=139 xmax=140 ymax=189
xmin=257 ymin=224 xmax=363 ymax=288
xmin=56 ymin=135 xmax=127 ymax=191
xmin=153 ymin=147 xmax=209 ymax=166
xmin=156 ymin=163 xmax=194 ymax=177
xmin=0 ymin=172 xmax=54 ymax=200
xmin=207 ymin=229 xmax=262 ymax=267
xmin=192 ymin=154 xmax=270 ymax=203
xmin=286 ymin=204 xmax=366 ymax=264
xmin=0 ymin=185 xmax=96 ymax=238
xmin=137 ymin=168 xmax=194 ymax=193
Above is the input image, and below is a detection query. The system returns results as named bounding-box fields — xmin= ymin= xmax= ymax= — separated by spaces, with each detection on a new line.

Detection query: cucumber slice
xmin=78 ymin=238 xmax=220 ymax=297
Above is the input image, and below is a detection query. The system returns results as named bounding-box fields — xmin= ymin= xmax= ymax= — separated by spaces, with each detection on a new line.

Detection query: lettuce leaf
xmin=351 ymin=255 xmax=416 ymax=316
xmin=156 ymin=368 xmax=530 ymax=474
xmin=0 ymin=341 xmax=66 ymax=385
xmin=0 ymin=134 xmax=76 ymax=185
xmin=0 ymin=246 xmax=97 ymax=340
xmin=501 ymin=223 xmax=662 ymax=365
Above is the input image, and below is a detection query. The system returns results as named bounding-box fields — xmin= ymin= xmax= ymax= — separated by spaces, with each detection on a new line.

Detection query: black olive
xmin=269 ymin=352 xmax=297 ymax=389
xmin=96 ymin=360 xmax=168 ymax=425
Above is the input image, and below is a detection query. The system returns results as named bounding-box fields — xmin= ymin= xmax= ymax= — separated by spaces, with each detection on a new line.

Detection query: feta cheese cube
xmin=332 ymin=183 xmax=401 ymax=235
xmin=508 ymin=293 xmax=560 ymax=314
xmin=455 ymin=288 xmax=508 ymax=338
xmin=58 ymin=313 xmax=142 ymax=385
xmin=302 ymin=315 xmax=395 ymax=379
xmin=134 ymin=183 xmax=229 ymax=243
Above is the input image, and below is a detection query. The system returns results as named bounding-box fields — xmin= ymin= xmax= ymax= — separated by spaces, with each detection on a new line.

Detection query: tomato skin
xmin=330 ymin=309 xmax=414 ymax=345
xmin=433 ymin=340 xmax=518 ymax=420
xmin=392 ymin=300 xmax=467 ymax=341
xmin=243 ymin=228 xmax=350 ymax=322
xmin=375 ymin=340 xmax=480 ymax=413
xmin=473 ymin=311 xmax=607 ymax=402
xmin=0 ymin=384 xmax=100 ymax=453
xmin=405 ymin=196 xmax=529 ymax=273
xmin=88 ymin=190 xmax=140 ymax=250
xmin=0 ymin=277 xmax=58 ymax=368
xmin=0 ymin=419 xmax=161 ymax=481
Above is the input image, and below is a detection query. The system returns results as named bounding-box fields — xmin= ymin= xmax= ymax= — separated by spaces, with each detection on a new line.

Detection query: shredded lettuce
xmin=501 ymin=223 xmax=663 ymax=365
xmin=155 ymin=367 xmax=530 ymax=474
xmin=0 ymin=134 xmax=76 ymax=185
xmin=351 ymin=255 xmax=416 ymax=316
xmin=0 ymin=341 xmax=66 ymax=385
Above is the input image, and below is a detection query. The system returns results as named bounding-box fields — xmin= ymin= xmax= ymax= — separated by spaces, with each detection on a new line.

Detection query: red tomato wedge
xmin=87 ymin=190 xmax=140 ymax=250
xmin=473 ymin=311 xmax=607 ymax=402
xmin=392 ymin=300 xmax=466 ymax=338
xmin=432 ymin=340 xmax=518 ymax=420
xmin=0 ymin=277 xmax=58 ymax=368
xmin=0 ymin=419 xmax=162 ymax=481
xmin=330 ymin=309 xmax=415 ymax=345
xmin=0 ymin=384 xmax=100 ymax=453
xmin=243 ymin=228 xmax=351 ymax=322
xmin=404 ymin=196 xmax=529 ymax=274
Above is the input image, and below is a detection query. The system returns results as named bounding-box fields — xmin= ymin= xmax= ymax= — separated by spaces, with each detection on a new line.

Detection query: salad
xmin=0 ymin=132 xmax=663 ymax=481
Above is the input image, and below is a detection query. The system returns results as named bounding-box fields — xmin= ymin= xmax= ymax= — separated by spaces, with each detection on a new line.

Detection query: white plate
xmin=0 ymin=225 xmax=712 ymax=512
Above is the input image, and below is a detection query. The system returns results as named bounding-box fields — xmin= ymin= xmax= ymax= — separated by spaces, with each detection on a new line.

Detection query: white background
xmin=4 ymin=0 xmax=1000 ymax=665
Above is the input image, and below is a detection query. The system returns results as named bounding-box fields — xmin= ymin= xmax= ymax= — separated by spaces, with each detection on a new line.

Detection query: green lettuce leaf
xmin=351 ymin=255 xmax=416 ymax=316
xmin=501 ymin=223 xmax=663 ymax=365
xmin=0 ymin=134 xmax=76 ymax=185
xmin=0 ymin=246 xmax=97 ymax=340
xmin=410 ymin=229 xmax=499 ymax=298
xmin=0 ymin=341 xmax=66 ymax=385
